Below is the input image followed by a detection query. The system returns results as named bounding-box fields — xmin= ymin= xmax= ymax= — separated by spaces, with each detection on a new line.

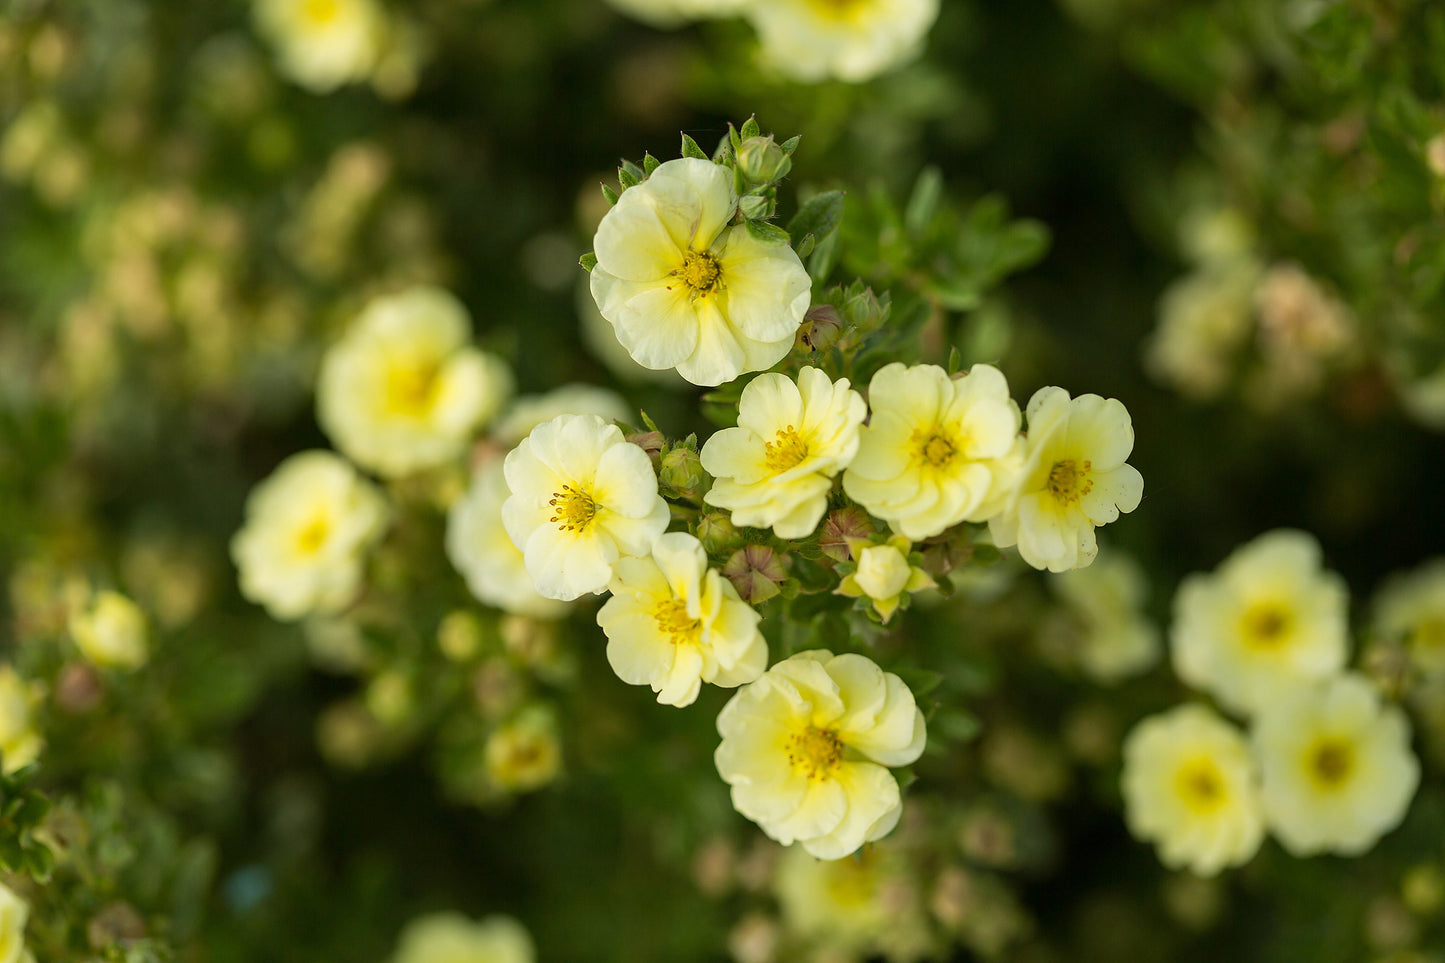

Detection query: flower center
xmin=786 ymin=725 xmax=844 ymax=780
xmin=679 ymin=250 xmax=722 ymax=295
xmin=763 ymin=426 xmax=810 ymax=472
xmin=384 ymin=360 xmax=442 ymax=419
xmin=913 ymin=428 xmax=956 ymax=468
xmin=1306 ymin=737 xmax=1355 ymax=791
xmin=303 ymin=0 xmax=342 ymax=25
xmin=1046 ymin=459 xmax=1093 ymax=504
xmin=1239 ymin=602 xmax=1292 ymax=650
xmin=548 ymin=484 xmax=598 ymax=533
xmin=1174 ymin=758 xmax=1227 ymax=814
xmin=295 ymin=515 xmax=330 ymax=556
xmin=653 ymin=598 xmax=702 ymax=645
xmin=1412 ymin=617 xmax=1445 ymax=652
xmin=804 ymin=0 xmax=868 ymax=20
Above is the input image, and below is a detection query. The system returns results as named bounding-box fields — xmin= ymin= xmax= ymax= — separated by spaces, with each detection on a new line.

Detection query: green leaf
xmin=745 ymin=219 xmax=790 ymax=246
xmin=788 ymin=190 xmax=845 ymax=245
xmin=795 ymin=234 xmax=816 ymax=259
xmin=680 ymin=133 xmax=708 ymax=160
xmin=905 ymin=166 xmax=943 ymax=237
xmin=807 ymin=230 xmax=840 ymax=282
xmin=578 ymin=251 xmax=598 ymax=272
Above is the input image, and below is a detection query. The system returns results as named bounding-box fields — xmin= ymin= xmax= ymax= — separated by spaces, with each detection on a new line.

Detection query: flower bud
xmin=626 ymin=430 xmax=664 ymax=470
xmin=736 ymin=135 xmax=791 ymax=185
xmin=722 ymin=545 xmax=788 ymax=604
xmin=795 ymin=304 xmax=843 ymax=353
xmin=737 ymin=193 xmax=771 ymax=221
xmin=437 ymin=609 xmax=485 ymax=661
xmin=853 ymin=544 xmax=913 ymax=601
xmin=818 ymin=505 xmax=876 ymax=562
xmin=696 ymin=511 xmax=743 ymax=555
xmin=660 ymin=444 xmax=707 ymax=495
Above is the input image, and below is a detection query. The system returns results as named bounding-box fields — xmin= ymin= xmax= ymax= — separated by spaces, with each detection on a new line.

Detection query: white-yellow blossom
xmin=0 ymin=666 xmax=41 ymax=775
xmin=774 ymin=841 xmax=929 ymax=961
xmin=317 ymin=286 xmax=513 ymax=478
xmin=1372 ymin=558 xmax=1445 ymax=675
xmin=836 ymin=536 xmax=936 ymax=623
xmin=597 ymin=532 xmax=767 ymax=707
xmin=230 ymin=450 xmax=389 ymax=621
xmin=714 ymin=650 xmax=926 ymax=859
xmin=447 ymin=459 xmax=569 ymax=620
xmin=390 ymin=911 xmax=535 ymax=963
xmin=0 ymin=881 xmax=29 ymax=963
xmin=501 ymin=414 xmax=669 ymax=601
xmin=252 ymin=0 xmax=385 ymax=93
xmin=742 ymin=0 xmax=941 ymax=83
xmin=1171 ymin=529 xmax=1349 ymax=717
xmin=1050 ymin=550 xmax=1160 ymax=684
xmin=700 ymin=367 xmax=865 ymax=537
xmin=1120 ymin=704 xmax=1265 ymax=876
xmin=842 ymin=362 xmax=1022 ymax=540
xmin=491 ymin=383 xmax=632 ymax=447
xmin=589 ymin=157 xmax=811 ymax=386
xmin=485 ymin=706 xmax=562 ymax=794
xmin=1145 ymin=264 xmax=1258 ymax=400
xmin=68 ymin=589 xmax=149 ymax=670
xmin=1252 ymin=673 xmax=1419 ymax=856
xmin=988 ymin=387 xmax=1143 ymax=573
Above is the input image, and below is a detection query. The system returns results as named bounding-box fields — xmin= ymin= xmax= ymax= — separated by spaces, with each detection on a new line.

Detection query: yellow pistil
xmin=1306 ymin=737 xmax=1355 ymax=791
xmin=763 ymin=426 xmax=810 ymax=472
xmin=1239 ymin=602 xmax=1292 ymax=650
xmin=303 ymin=0 xmax=342 ymax=26
xmin=787 ymin=725 xmax=844 ymax=780
xmin=653 ymin=598 xmax=702 ymax=645
xmin=295 ymin=516 xmax=330 ymax=555
xmin=913 ymin=428 xmax=956 ymax=468
xmin=1046 ymin=458 xmax=1092 ymax=504
xmin=1174 ymin=758 xmax=1227 ymax=814
xmin=548 ymin=484 xmax=598 ymax=533
xmin=677 ymin=250 xmax=723 ymax=295
xmin=384 ymin=361 xmax=442 ymax=419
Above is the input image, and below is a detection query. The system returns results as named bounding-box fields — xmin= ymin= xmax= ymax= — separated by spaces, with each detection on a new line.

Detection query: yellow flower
xmin=252 ymin=0 xmax=385 ymax=93
xmin=700 ymin=367 xmax=866 ymax=537
xmin=1049 ymin=549 xmax=1160 ymax=684
xmin=1252 ymin=673 xmax=1419 ymax=857
xmin=836 ymin=536 xmax=936 ymax=623
xmin=1171 ymin=529 xmax=1348 ymax=717
xmin=742 ymin=0 xmax=941 ymax=83
xmin=0 ymin=666 xmax=41 ymax=775
xmin=589 ymin=158 xmax=811 ymax=386
xmin=1145 ymin=264 xmax=1258 ymax=400
xmin=842 ymin=362 xmax=1022 ymax=540
xmin=317 ymin=286 xmax=513 ymax=478
xmin=447 ymin=459 xmax=570 ymax=620
xmin=987 ymin=387 xmax=1143 ymax=573
xmin=390 ymin=912 xmax=535 ymax=963
xmin=485 ymin=706 xmax=562 ymax=794
xmin=1120 ymin=704 xmax=1264 ymax=876
xmin=774 ymin=841 xmax=929 ymax=961
xmin=501 ymin=414 xmax=669 ymax=600
xmin=1373 ymin=558 xmax=1445 ymax=675
xmin=0 ymin=881 xmax=29 ymax=963
xmin=68 ymin=590 xmax=149 ymax=670
xmin=714 ymin=650 xmax=926 ymax=859
xmin=230 ymin=450 xmax=390 ymax=621
xmin=597 ymin=532 xmax=767 ymax=707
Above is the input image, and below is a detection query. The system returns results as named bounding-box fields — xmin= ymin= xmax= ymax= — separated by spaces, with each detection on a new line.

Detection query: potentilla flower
xmin=501 ymin=414 xmax=669 ymax=601
xmin=230 ymin=450 xmax=389 ymax=621
xmin=835 ymin=536 xmax=936 ymax=624
xmin=987 ymin=387 xmax=1143 ymax=573
xmin=1373 ymin=558 xmax=1445 ymax=675
xmin=742 ymin=0 xmax=941 ymax=83
xmin=597 ymin=533 xmax=767 ymax=707
xmin=252 ymin=0 xmax=385 ymax=93
xmin=446 ymin=460 xmax=569 ymax=620
xmin=701 ymin=367 xmax=866 ymax=537
xmin=0 ymin=881 xmax=30 ymax=963
xmin=389 ymin=912 xmax=535 ymax=963
xmin=485 ymin=706 xmax=562 ymax=794
xmin=317 ymin=286 xmax=513 ymax=478
xmin=1050 ymin=550 xmax=1160 ymax=684
xmin=589 ymin=158 xmax=811 ymax=387
xmin=0 ymin=666 xmax=42 ymax=775
xmin=842 ymin=363 xmax=1022 ymax=540
xmin=1171 ymin=529 xmax=1348 ymax=717
xmin=714 ymin=650 xmax=926 ymax=859
xmin=1120 ymin=704 xmax=1265 ymax=876
xmin=68 ymin=590 xmax=149 ymax=670
xmin=1252 ymin=673 xmax=1419 ymax=856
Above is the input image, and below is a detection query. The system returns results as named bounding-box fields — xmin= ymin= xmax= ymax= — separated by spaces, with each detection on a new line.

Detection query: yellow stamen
xmin=1046 ymin=459 xmax=1092 ymax=504
xmin=676 ymin=250 xmax=722 ymax=295
xmin=763 ymin=426 xmax=810 ymax=472
xmin=1239 ymin=602 xmax=1292 ymax=650
xmin=384 ymin=361 xmax=442 ymax=419
xmin=653 ymin=598 xmax=702 ymax=645
xmin=303 ymin=0 xmax=341 ymax=25
xmin=912 ymin=428 xmax=956 ymax=468
xmin=786 ymin=726 xmax=844 ymax=780
xmin=1174 ymin=758 xmax=1227 ymax=814
xmin=295 ymin=516 xmax=330 ymax=555
xmin=548 ymin=484 xmax=598 ymax=533
xmin=1306 ymin=738 xmax=1354 ymax=791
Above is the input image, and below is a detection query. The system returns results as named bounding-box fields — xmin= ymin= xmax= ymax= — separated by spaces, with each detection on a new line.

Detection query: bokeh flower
xmin=1172 ymin=529 xmax=1349 ymax=716
xmin=842 ymin=362 xmax=1022 ymax=540
xmin=230 ymin=450 xmax=389 ymax=621
xmin=317 ymin=286 xmax=513 ymax=478
xmin=589 ymin=157 xmax=811 ymax=386
xmin=485 ymin=706 xmax=563 ymax=794
xmin=252 ymin=0 xmax=385 ymax=93
xmin=1049 ymin=550 xmax=1159 ymax=684
xmin=68 ymin=589 xmax=149 ymax=670
xmin=597 ymin=532 xmax=767 ymax=707
xmin=988 ymin=387 xmax=1143 ymax=573
xmin=700 ymin=367 xmax=865 ymax=537
xmin=501 ymin=414 xmax=669 ymax=600
xmin=0 ymin=881 xmax=30 ymax=963
xmin=715 ymin=650 xmax=926 ymax=859
xmin=1120 ymin=704 xmax=1264 ymax=876
xmin=0 ymin=666 xmax=42 ymax=775
xmin=1372 ymin=558 xmax=1445 ymax=675
xmin=742 ymin=0 xmax=941 ymax=83
xmin=389 ymin=911 xmax=535 ymax=963
xmin=1252 ymin=673 xmax=1419 ymax=856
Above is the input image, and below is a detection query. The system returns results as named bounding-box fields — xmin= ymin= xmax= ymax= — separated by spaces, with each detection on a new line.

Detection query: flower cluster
xmin=1121 ymin=529 xmax=1420 ymax=873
